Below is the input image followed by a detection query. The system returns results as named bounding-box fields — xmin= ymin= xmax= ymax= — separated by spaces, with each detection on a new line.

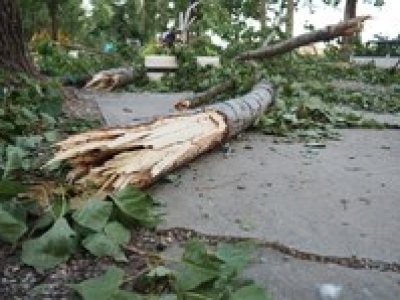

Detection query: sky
xmin=82 ymin=0 xmax=399 ymax=41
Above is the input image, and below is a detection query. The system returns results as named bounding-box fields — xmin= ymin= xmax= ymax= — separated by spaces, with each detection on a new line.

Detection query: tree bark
xmin=286 ymin=0 xmax=294 ymax=37
xmin=342 ymin=0 xmax=358 ymax=59
xmin=174 ymin=67 xmax=262 ymax=111
xmin=47 ymin=0 xmax=60 ymax=41
xmin=84 ymin=67 xmax=138 ymax=91
xmin=174 ymin=79 xmax=235 ymax=110
xmin=0 ymin=0 xmax=38 ymax=75
xmin=259 ymin=0 xmax=267 ymax=31
xmin=47 ymin=81 xmax=274 ymax=190
xmin=236 ymin=15 xmax=370 ymax=61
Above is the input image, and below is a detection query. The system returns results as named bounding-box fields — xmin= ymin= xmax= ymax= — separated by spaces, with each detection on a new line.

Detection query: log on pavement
xmin=84 ymin=67 xmax=137 ymax=91
xmin=47 ymin=80 xmax=274 ymax=191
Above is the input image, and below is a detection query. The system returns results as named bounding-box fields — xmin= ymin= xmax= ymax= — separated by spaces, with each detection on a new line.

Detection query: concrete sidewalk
xmin=153 ymin=130 xmax=400 ymax=299
xmin=78 ymin=90 xmax=194 ymax=125
xmin=164 ymin=243 xmax=400 ymax=300
xmin=152 ymin=130 xmax=400 ymax=262
xmin=88 ymin=90 xmax=400 ymax=299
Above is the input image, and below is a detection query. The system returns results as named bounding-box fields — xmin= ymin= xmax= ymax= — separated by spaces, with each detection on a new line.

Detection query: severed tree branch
xmin=84 ymin=67 xmax=137 ymax=91
xmin=236 ymin=16 xmax=371 ymax=61
xmin=174 ymin=79 xmax=235 ymax=110
xmin=174 ymin=16 xmax=370 ymax=110
xmin=174 ymin=65 xmax=262 ymax=111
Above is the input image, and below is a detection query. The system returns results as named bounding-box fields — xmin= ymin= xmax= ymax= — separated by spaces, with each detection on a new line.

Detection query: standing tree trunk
xmin=47 ymin=0 xmax=60 ymax=41
xmin=342 ymin=0 xmax=358 ymax=60
xmin=0 ymin=0 xmax=37 ymax=75
xmin=286 ymin=0 xmax=294 ymax=37
xmin=259 ymin=0 xmax=267 ymax=31
xmin=139 ymin=0 xmax=147 ymax=40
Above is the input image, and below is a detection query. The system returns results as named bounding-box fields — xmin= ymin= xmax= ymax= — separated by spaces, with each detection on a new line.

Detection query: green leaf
xmin=0 ymin=205 xmax=27 ymax=243
xmin=158 ymin=296 xmax=178 ymax=300
xmin=21 ymin=217 xmax=76 ymax=270
xmin=40 ymin=112 xmax=57 ymax=127
xmin=104 ymin=222 xmax=131 ymax=246
xmin=19 ymin=107 xmax=39 ymax=123
xmin=49 ymin=196 xmax=69 ymax=219
xmin=111 ymin=185 xmax=160 ymax=227
xmin=32 ymin=212 xmax=54 ymax=231
xmin=0 ymin=121 xmax=14 ymax=133
xmin=3 ymin=145 xmax=26 ymax=178
xmin=147 ymin=266 xmax=173 ymax=278
xmin=111 ymin=290 xmax=141 ymax=300
xmin=176 ymin=240 xmax=221 ymax=291
xmin=111 ymin=292 xmax=177 ymax=300
xmin=15 ymin=135 xmax=43 ymax=149
xmin=72 ymin=198 xmax=113 ymax=232
xmin=69 ymin=266 xmax=125 ymax=300
xmin=82 ymin=232 xmax=127 ymax=262
xmin=231 ymin=284 xmax=271 ymax=300
xmin=43 ymin=130 xmax=59 ymax=143
xmin=182 ymin=240 xmax=220 ymax=269
xmin=176 ymin=264 xmax=219 ymax=291
xmin=0 ymin=180 xmax=26 ymax=200
xmin=215 ymin=243 xmax=251 ymax=271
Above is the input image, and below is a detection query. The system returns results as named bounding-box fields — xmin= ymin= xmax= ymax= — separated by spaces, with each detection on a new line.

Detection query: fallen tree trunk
xmin=236 ymin=16 xmax=370 ymax=61
xmin=84 ymin=67 xmax=137 ymax=91
xmin=174 ymin=79 xmax=235 ymax=110
xmin=47 ymin=81 xmax=273 ymax=190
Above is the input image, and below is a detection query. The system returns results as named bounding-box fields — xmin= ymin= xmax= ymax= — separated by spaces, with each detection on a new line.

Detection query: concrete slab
xmin=83 ymin=90 xmax=400 ymax=262
xmin=151 ymin=130 xmax=400 ymax=262
xmin=248 ymin=248 xmax=400 ymax=300
xmin=78 ymin=90 xmax=194 ymax=125
xmin=359 ymin=111 xmax=400 ymax=126
xmin=163 ymin=243 xmax=400 ymax=300
xmin=79 ymin=89 xmax=400 ymax=127
xmin=79 ymin=90 xmax=400 ymax=298
xmin=337 ymin=106 xmax=400 ymax=127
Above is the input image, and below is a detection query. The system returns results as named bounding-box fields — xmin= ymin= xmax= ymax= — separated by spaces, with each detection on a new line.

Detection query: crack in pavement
xmin=157 ymin=227 xmax=400 ymax=273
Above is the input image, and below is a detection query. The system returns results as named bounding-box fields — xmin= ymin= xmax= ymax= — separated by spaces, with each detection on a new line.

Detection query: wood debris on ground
xmin=84 ymin=67 xmax=136 ymax=91
xmin=47 ymin=81 xmax=274 ymax=191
